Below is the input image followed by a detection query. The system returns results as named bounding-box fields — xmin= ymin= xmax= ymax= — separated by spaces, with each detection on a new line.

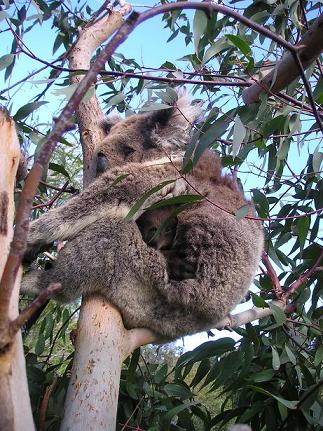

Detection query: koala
xmin=21 ymin=95 xmax=264 ymax=340
xmin=136 ymin=207 xmax=178 ymax=251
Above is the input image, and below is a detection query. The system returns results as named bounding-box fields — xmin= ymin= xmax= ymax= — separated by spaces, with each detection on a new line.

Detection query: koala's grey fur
xmin=22 ymin=95 xmax=263 ymax=340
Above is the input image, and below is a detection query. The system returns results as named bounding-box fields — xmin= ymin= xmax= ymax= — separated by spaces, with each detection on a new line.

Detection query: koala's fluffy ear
xmin=100 ymin=113 xmax=122 ymax=135
xmin=147 ymin=93 xmax=202 ymax=149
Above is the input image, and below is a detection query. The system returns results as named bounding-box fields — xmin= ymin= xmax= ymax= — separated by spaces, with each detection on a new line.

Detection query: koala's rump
xmin=171 ymin=205 xmax=263 ymax=317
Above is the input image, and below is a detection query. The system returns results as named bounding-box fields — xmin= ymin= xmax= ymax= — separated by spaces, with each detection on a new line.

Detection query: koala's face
xmin=95 ymin=95 xmax=201 ymax=176
xmin=96 ymin=114 xmax=157 ymax=173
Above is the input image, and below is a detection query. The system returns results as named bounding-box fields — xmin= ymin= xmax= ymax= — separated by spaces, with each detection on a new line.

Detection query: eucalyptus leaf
xmin=193 ymin=10 xmax=208 ymax=55
xmin=235 ymin=204 xmax=249 ymax=220
xmin=0 ymin=54 xmax=14 ymax=71
xmin=232 ymin=114 xmax=246 ymax=159
xmin=14 ymin=101 xmax=48 ymax=121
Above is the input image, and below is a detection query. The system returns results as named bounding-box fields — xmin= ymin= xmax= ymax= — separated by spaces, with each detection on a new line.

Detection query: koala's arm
xmin=27 ymin=160 xmax=184 ymax=251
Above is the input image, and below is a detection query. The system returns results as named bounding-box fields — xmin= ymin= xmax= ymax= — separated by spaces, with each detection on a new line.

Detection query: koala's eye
xmin=121 ymin=144 xmax=136 ymax=159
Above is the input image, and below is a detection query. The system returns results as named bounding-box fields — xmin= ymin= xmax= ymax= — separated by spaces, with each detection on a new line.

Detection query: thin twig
xmin=262 ymin=253 xmax=283 ymax=298
xmin=38 ymin=375 xmax=58 ymax=431
xmin=32 ymin=181 xmax=69 ymax=209
xmin=283 ymin=250 xmax=323 ymax=299
xmin=10 ymin=283 xmax=62 ymax=335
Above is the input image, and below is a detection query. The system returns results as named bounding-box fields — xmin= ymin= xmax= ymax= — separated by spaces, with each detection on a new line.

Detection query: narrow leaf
xmin=0 ymin=54 xmax=14 ymax=71
xmin=226 ymin=34 xmax=251 ymax=56
xmin=235 ymin=204 xmax=249 ymax=220
xmin=107 ymin=92 xmax=125 ymax=107
xmin=232 ymin=114 xmax=246 ymax=158
xmin=250 ymin=292 xmax=269 ymax=308
xmin=49 ymin=163 xmax=70 ymax=179
xmin=140 ymin=103 xmax=172 ymax=112
xmin=312 ymin=144 xmax=323 ymax=177
xmin=271 ymin=346 xmax=280 ymax=370
xmin=163 ymin=401 xmax=198 ymax=423
xmin=125 ymin=179 xmax=175 ymax=220
xmin=14 ymin=101 xmax=48 ymax=121
xmin=285 ymin=345 xmax=296 ymax=365
xmin=193 ymin=10 xmax=208 ymax=55
xmin=146 ymin=194 xmax=203 ymax=210
xmin=202 ymin=37 xmax=230 ymax=65
xmin=296 ymin=216 xmax=310 ymax=252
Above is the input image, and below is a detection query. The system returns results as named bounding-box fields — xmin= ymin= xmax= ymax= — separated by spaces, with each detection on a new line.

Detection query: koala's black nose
xmin=96 ymin=152 xmax=109 ymax=176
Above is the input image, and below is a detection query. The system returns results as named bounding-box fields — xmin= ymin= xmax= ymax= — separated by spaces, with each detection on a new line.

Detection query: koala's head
xmin=96 ymin=93 xmax=201 ymax=175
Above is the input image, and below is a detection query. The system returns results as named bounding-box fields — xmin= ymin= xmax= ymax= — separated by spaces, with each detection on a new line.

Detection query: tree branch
xmin=283 ymin=249 xmax=323 ymax=299
xmin=10 ymin=283 xmax=62 ymax=336
xmin=262 ymin=253 xmax=283 ymax=298
xmin=215 ymin=300 xmax=288 ymax=329
xmin=242 ymin=13 xmax=323 ymax=107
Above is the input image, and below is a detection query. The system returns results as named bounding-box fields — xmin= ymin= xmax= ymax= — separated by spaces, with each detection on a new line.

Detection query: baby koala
xmin=136 ymin=208 xmax=195 ymax=281
xmin=136 ymin=207 xmax=178 ymax=251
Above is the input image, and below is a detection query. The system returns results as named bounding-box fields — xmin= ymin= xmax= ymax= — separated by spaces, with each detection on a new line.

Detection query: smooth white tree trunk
xmin=0 ymin=108 xmax=35 ymax=431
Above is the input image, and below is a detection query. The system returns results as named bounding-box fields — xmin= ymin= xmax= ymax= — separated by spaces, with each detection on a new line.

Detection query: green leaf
xmin=190 ymin=338 xmax=236 ymax=363
xmin=250 ymin=292 xmax=269 ymax=308
xmin=252 ymin=189 xmax=269 ymax=217
xmin=163 ymin=401 xmax=198 ymax=423
xmin=0 ymin=54 xmax=14 ymax=71
xmin=312 ymin=144 xmax=323 ymax=178
xmin=276 ymin=138 xmax=290 ymax=161
xmin=164 ymin=383 xmax=192 ymax=399
xmin=0 ymin=11 xmax=10 ymax=21
xmin=35 ymin=334 xmax=45 ymax=356
xmin=109 ymin=173 xmax=130 ymax=189
xmin=285 ymin=345 xmax=296 ymax=365
xmin=154 ymin=364 xmax=168 ymax=384
xmin=248 ymin=385 xmax=297 ymax=409
xmin=202 ymin=37 xmax=230 ymax=65
xmin=269 ymin=303 xmax=286 ymax=326
xmin=146 ymin=194 xmax=203 ymax=210
xmin=49 ymin=163 xmax=70 ymax=179
xmin=235 ymin=204 xmax=249 ymax=220
xmin=268 ymin=240 xmax=284 ymax=270
xmin=140 ymin=103 xmax=172 ymax=112
xmin=271 ymin=346 xmax=280 ymax=370
xmin=107 ymin=92 xmax=125 ymax=107
xmin=193 ymin=10 xmax=208 ymax=55
xmin=297 ymin=216 xmax=310 ymax=252
xmin=125 ymin=179 xmax=175 ymax=220
xmin=128 ymin=348 xmax=140 ymax=378
xmin=272 ymin=396 xmax=297 ymax=410
xmin=14 ymin=101 xmax=48 ymax=121
xmin=250 ymin=369 xmax=275 ymax=383
xmin=52 ymin=84 xmax=95 ymax=102
xmin=190 ymin=359 xmax=210 ymax=388
xmin=226 ymin=34 xmax=251 ymax=56
xmin=314 ymin=345 xmax=323 ymax=367
xmin=232 ymin=114 xmax=246 ymax=158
